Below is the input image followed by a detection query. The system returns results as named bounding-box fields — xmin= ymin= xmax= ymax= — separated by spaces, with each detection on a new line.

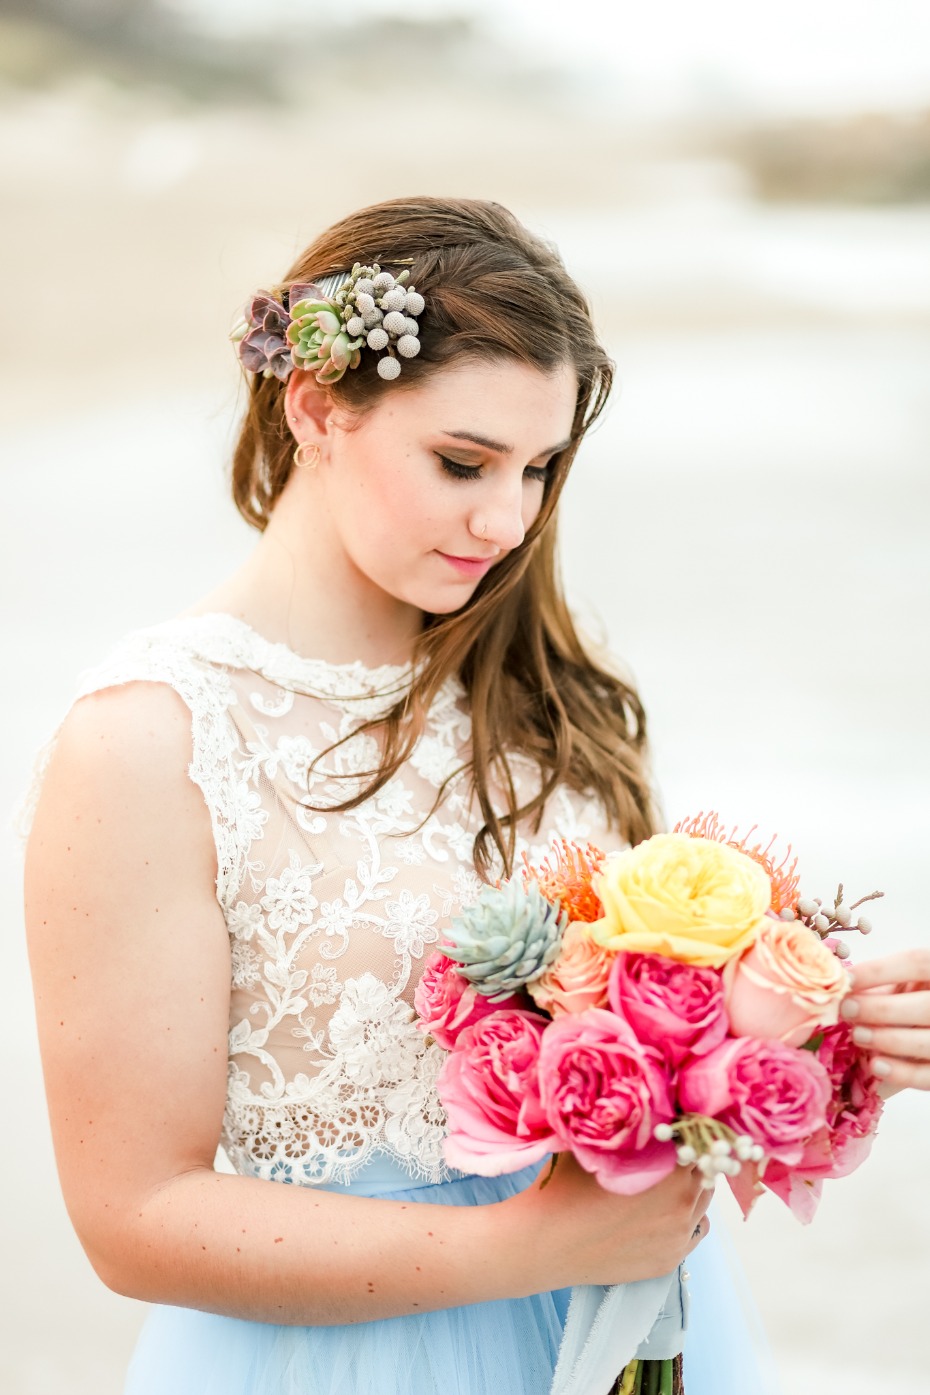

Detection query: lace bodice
xmin=35 ymin=614 xmax=622 ymax=1186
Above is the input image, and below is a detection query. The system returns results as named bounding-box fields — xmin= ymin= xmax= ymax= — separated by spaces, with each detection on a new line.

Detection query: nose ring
xmin=481 ymin=521 xmax=488 ymax=538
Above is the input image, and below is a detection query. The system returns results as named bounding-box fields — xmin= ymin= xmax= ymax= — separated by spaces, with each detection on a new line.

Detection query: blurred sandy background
xmin=2 ymin=2 xmax=929 ymax=1391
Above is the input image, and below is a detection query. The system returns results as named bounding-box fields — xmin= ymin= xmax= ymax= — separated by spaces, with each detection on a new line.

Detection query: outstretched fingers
xmin=851 ymin=1025 xmax=930 ymax=1061
xmin=842 ymin=988 xmax=930 ymax=1028
xmin=841 ymin=963 xmax=930 ymax=1093
xmin=847 ymin=949 xmax=930 ymax=994
xmin=864 ymin=1055 xmax=930 ymax=1093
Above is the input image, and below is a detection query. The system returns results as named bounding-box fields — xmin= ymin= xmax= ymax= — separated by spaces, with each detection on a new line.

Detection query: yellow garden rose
xmin=590 ymin=833 xmax=771 ymax=967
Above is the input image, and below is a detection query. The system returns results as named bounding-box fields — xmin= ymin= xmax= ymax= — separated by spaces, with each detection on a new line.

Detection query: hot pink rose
xmin=537 ymin=1008 xmax=676 ymax=1194
xmin=414 ymin=953 xmax=521 ymax=1049
xmin=438 ymin=1009 xmax=557 ymax=1174
xmin=608 ymin=952 xmax=729 ymax=1066
xmin=723 ymin=917 xmax=848 ymax=1048
xmin=762 ymin=1020 xmax=884 ymax=1221
xmin=816 ymin=1019 xmax=885 ymax=1171
xmin=529 ymin=922 xmax=613 ymax=1017
xmin=677 ymin=1036 xmax=831 ymax=1164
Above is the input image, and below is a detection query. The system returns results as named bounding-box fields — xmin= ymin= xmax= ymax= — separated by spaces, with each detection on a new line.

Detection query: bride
xmin=23 ymin=196 xmax=929 ymax=1395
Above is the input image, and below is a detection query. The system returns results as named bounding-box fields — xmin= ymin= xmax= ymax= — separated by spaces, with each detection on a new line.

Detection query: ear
xmin=284 ymin=371 xmax=336 ymax=448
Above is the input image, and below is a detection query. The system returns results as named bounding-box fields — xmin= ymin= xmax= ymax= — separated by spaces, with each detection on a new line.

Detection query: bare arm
xmin=25 ymin=684 xmax=708 ymax=1326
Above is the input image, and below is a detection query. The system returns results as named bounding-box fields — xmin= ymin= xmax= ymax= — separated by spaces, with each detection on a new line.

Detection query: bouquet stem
xmin=611 ymin=1357 xmax=683 ymax=1395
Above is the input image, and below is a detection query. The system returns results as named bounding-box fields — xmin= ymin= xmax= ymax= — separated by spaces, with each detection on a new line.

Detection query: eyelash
xmin=437 ymin=455 xmax=550 ymax=484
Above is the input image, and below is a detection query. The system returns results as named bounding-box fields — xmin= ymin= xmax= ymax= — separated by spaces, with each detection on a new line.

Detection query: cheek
xmin=341 ymin=458 xmax=440 ymax=557
xmin=381 ymin=476 xmax=441 ymax=547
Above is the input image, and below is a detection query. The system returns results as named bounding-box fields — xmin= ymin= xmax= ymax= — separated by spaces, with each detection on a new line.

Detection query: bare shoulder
xmin=26 ymin=680 xmax=221 ymax=950
xmin=50 ymin=678 xmax=197 ymax=773
xmin=31 ymin=680 xmax=212 ymax=847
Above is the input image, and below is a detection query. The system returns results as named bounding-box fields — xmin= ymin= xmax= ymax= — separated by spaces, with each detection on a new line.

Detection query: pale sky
xmin=175 ymin=0 xmax=930 ymax=117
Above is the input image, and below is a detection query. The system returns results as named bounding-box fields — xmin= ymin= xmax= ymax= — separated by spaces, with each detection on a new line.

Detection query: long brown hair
xmin=232 ymin=197 xmax=655 ymax=875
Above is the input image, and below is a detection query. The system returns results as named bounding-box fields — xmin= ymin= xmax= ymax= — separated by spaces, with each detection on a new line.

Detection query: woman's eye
xmin=436 ymin=454 xmax=551 ymax=484
xmin=437 ymin=455 xmax=482 ymax=481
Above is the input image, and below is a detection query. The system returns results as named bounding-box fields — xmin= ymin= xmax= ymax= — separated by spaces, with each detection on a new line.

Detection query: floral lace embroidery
xmin=31 ymin=614 xmax=616 ymax=1187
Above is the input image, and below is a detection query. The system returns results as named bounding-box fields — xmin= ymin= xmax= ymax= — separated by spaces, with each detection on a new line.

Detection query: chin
xmin=420 ymin=577 xmax=488 ymax=615
xmin=414 ymin=601 xmax=470 ymax=621
xmin=387 ymin=568 xmax=488 ymax=618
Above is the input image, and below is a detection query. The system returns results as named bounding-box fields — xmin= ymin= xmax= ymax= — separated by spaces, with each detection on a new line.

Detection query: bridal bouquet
xmin=414 ymin=815 xmax=885 ymax=1395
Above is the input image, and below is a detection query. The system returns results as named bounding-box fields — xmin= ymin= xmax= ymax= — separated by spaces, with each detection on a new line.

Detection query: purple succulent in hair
xmin=231 ymin=291 xmax=295 ymax=381
xmin=286 ymin=283 xmax=323 ymax=308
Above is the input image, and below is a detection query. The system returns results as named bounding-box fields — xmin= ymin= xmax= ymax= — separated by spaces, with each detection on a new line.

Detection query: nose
xmin=470 ymin=476 xmax=527 ymax=552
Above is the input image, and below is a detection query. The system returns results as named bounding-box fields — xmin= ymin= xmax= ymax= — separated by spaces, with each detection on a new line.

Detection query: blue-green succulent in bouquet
xmin=445 ymin=880 xmax=569 ymax=1001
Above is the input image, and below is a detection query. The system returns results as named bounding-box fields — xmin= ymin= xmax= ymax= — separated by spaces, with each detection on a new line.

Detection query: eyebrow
xmin=442 ymin=430 xmax=573 ymax=458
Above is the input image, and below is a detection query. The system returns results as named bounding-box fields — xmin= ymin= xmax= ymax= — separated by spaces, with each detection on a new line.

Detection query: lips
xmin=437 ymin=551 xmax=498 ymax=578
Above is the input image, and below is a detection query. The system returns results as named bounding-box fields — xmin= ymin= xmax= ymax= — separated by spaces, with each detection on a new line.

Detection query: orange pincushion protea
xmin=521 ymin=839 xmax=606 ymax=923
xmin=673 ymin=811 xmax=801 ymax=915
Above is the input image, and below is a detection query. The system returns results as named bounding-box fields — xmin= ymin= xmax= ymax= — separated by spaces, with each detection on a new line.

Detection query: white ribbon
xmin=550 ymin=1271 xmax=682 ymax=1395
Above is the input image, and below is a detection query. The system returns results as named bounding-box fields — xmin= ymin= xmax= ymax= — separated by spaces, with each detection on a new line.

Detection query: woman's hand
xmin=504 ymin=1153 xmax=711 ymax=1291
xmin=842 ymin=950 xmax=930 ymax=1095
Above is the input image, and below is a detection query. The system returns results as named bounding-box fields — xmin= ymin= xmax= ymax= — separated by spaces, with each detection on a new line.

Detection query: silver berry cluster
xmin=779 ymin=883 xmax=883 ymax=960
xmin=339 ymin=262 xmax=425 ymax=380
xmin=654 ymin=1116 xmax=765 ymax=1189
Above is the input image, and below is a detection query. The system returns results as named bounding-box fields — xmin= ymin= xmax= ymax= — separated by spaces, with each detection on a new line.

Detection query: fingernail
xmin=852 ymin=1026 xmax=873 ymax=1045
xmin=841 ymin=998 xmax=860 ymax=1019
xmin=871 ymin=1058 xmax=891 ymax=1077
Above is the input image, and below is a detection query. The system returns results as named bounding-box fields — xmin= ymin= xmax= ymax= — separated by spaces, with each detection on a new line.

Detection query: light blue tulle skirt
xmin=124 ymin=1157 xmax=780 ymax=1395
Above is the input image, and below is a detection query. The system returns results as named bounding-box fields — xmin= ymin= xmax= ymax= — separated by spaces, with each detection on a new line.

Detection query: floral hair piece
xmin=230 ymin=263 xmax=425 ymax=385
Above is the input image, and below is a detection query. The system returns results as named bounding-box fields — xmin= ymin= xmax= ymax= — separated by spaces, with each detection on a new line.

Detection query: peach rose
xmin=528 ymin=922 xmax=613 ymax=1016
xmin=590 ymin=833 xmax=770 ymax=968
xmin=723 ymin=917 xmax=849 ymax=1046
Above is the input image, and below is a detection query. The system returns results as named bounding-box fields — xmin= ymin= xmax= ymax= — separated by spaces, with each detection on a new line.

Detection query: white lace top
xmin=34 ymin=614 xmax=622 ymax=1188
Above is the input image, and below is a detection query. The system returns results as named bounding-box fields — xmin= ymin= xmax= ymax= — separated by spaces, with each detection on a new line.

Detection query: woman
xmin=24 ymin=197 xmax=929 ymax=1395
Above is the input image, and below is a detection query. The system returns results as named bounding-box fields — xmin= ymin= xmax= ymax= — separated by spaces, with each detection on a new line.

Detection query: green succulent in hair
xmin=444 ymin=879 xmax=569 ymax=1001
xmin=286 ymin=296 xmax=364 ymax=385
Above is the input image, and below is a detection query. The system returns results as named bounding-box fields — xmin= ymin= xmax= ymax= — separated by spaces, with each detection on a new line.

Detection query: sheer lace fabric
xmin=48 ymin=614 xmax=621 ymax=1189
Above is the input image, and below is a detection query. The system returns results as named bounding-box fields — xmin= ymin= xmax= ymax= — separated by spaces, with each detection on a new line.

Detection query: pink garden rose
xmin=537 ymin=1008 xmax=676 ymax=1194
xmin=678 ymin=1036 xmax=831 ymax=1165
xmin=815 ymin=1019 xmax=885 ymax=1173
xmin=529 ymin=922 xmax=613 ymax=1017
xmin=438 ymin=1009 xmax=557 ymax=1174
xmin=723 ymin=917 xmax=848 ymax=1048
xmin=608 ymin=952 xmax=729 ymax=1066
xmin=415 ymin=953 xmax=521 ymax=1049
xmin=762 ymin=1020 xmax=884 ymax=1221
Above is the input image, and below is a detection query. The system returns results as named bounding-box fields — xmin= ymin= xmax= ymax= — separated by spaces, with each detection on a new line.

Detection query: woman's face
xmin=295 ymin=358 xmax=578 ymax=616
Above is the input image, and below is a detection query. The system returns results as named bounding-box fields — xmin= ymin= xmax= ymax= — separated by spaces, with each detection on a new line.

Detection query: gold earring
xmin=293 ymin=442 xmax=321 ymax=469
